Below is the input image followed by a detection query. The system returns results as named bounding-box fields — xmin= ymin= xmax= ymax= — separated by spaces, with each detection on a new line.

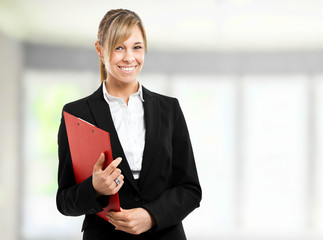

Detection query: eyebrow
xmin=134 ymin=42 xmax=144 ymax=45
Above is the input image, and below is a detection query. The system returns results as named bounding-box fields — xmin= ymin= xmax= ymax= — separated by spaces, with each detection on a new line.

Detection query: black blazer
xmin=56 ymin=84 xmax=202 ymax=240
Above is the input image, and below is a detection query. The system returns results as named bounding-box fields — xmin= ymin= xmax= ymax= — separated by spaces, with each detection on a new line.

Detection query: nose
xmin=123 ymin=50 xmax=135 ymax=63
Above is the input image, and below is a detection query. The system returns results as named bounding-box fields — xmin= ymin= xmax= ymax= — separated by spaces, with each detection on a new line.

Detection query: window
xmin=21 ymin=64 xmax=323 ymax=240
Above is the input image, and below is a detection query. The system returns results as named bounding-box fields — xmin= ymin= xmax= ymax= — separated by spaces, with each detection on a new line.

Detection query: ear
xmin=95 ymin=41 xmax=103 ymax=58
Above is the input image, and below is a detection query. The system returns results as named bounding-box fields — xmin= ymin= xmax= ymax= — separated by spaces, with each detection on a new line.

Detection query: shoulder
xmin=142 ymin=86 xmax=183 ymax=124
xmin=62 ymin=95 xmax=91 ymax=117
xmin=62 ymin=85 xmax=102 ymax=118
xmin=143 ymin=86 xmax=180 ymax=107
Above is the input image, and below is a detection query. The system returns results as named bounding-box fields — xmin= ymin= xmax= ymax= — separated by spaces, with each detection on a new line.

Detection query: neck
xmin=105 ymin=80 xmax=139 ymax=105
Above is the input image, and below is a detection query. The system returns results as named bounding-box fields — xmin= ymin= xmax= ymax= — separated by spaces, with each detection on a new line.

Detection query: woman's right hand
xmin=92 ymin=153 xmax=124 ymax=197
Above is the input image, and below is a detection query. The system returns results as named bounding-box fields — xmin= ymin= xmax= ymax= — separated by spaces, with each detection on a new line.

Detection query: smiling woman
xmin=56 ymin=8 xmax=202 ymax=240
xmin=95 ymin=25 xmax=145 ymax=102
xmin=95 ymin=9 xmax=147 ymax=84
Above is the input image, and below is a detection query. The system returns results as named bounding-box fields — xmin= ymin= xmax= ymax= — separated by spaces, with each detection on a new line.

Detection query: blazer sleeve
xmin=56 ymin=106 xmax=108 ymax=216
xmin=142 ymin=98 xmax=202 ymax=231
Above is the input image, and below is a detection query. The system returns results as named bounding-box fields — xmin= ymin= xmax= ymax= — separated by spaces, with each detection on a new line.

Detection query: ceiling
xmin=1 ymin=0 xmax=323 ymax=51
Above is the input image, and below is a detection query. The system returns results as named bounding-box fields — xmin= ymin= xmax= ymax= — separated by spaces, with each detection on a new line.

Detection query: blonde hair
xmin=97 ymin=9 xmax=147 ymax=83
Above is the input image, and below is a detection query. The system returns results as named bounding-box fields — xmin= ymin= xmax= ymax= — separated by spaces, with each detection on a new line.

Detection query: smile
xmin=118 ymin=66 xmax=136 ymax=72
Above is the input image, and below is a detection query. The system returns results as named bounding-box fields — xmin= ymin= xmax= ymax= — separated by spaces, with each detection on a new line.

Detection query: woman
xmin=56 ymin=9 xmax=202 ymax=240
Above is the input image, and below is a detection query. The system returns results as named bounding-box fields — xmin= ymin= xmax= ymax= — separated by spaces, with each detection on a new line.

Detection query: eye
xmin=115 ymin=46 xmax=124 ymax=51
xmin=134 ymin=45 xmax=143 ymax=50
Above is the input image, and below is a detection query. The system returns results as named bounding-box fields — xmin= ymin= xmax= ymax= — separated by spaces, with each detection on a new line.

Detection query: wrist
xmin=94 ymin=189 xmax=102 ymax=198
xmin=144 ymin=208 xmax=156 ymax=228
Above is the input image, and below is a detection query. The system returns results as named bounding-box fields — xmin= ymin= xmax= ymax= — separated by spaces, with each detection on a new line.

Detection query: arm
xmin=56 ymin=108 xmax=124 ymax=216
xmin=56 ymin=110 xmax=105 ymax=216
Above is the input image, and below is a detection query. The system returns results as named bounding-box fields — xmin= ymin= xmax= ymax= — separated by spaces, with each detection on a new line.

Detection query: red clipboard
xmin=63 ymin=111 xmax=121 ymax=221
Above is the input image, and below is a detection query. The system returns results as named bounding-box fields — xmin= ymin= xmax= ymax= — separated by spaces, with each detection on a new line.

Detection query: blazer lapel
xmin=87 ymin=85 xmax=140 ymax=193
xmin=138 ymin=87 xmax=161 ymax=188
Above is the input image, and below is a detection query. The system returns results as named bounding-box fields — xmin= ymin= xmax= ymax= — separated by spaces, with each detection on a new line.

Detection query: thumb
xmin=93 ymin=152 xmax=105 ymax=172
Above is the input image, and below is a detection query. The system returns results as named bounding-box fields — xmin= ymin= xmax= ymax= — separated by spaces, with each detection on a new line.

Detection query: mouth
xmin=118 ymin=65 xmax=137 ymax=73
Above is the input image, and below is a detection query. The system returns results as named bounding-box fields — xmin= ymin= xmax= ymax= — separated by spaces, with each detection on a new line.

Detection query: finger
xmin=101 ymin=172 xmax=124 ymax=196
xmin=107 ymin=208 xmax=126 ymax=219
xmin=93 ymin=153 xmax=105 ymax=172
xmin=112 ymin=174 xmax=123 ymax=187
xmin=107 ymin=217 xmax=122 ymax=230
xmin=118 ymin=174 xmax=124 ymax=182
xmin=107 ymin=210 xmax=124 ymax=222
xmin=115 ymin=174 xmax=124 ymax=187
xmin=110 ymin=178 xmax=124 ymax=195
xmin=107 ymin=210 xmax=135 ymax=233
xmin=104 ymin=157 xmax=122 ymax=175
xmin=109 ymin=168 xmax=122 ymax=183
xmin=111 ymin=220 xmax=137 ymax=235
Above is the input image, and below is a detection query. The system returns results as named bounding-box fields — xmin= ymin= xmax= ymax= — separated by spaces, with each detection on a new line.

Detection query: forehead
xmin=122 ymin=25 xmax=144 ymax=45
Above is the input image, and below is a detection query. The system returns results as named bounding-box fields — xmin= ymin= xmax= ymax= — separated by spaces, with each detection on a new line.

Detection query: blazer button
xmin=134 ymin=197 xmax=141 ymax=203
xmin=88 ymin=208 xmax=96 ymax=214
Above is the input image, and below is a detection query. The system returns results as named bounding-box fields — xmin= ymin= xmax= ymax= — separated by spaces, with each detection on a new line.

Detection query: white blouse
xmin=102 ymin=81 xmax=146 ymax=179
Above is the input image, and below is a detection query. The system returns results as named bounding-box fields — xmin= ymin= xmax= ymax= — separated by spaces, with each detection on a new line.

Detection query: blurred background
xmin=1 ymin=0 xmax=323 ymax=239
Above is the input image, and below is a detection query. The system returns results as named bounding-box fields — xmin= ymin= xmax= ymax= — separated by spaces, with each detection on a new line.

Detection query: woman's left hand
xmin=107 ymin=207 xmax=156 ymax=235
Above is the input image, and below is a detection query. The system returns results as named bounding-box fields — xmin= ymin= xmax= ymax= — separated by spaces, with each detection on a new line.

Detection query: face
xmin=98 ymin=25 xmax=145 ymax=86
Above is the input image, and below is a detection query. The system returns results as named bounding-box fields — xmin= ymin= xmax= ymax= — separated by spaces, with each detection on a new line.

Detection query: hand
xmin=107 ymin=208 xmax=156 ymax=235
xmin=92 ymin=153 xmax=124 ymax=197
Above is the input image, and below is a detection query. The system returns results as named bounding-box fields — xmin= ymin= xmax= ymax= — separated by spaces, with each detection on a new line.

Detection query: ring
xmin=114 ymin=178 xmax=120 ymax=186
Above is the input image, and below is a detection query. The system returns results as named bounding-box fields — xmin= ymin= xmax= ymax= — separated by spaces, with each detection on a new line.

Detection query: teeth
xmin=120 ymin=66 xmax=135 ymax=71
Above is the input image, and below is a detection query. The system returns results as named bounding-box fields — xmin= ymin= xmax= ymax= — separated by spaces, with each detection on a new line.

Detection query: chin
xmin=118 ymin=77 xmax=138 ymax=84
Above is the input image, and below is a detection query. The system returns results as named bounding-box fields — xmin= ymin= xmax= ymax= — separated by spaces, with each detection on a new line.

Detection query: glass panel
xmin=22 ymin=70 xmax=98 ymax=239
xmin=241 ymin=75 xmax=308 ymax=235
xmin=21 ymin=70 xmax=323 ymax=239
xmin=139 ymin=73 xmax=170 ymax=95
xmin=173 ymin=75 xmax=237 ymax=237
xmin=314 ymin=75 xmax=323 ymax=232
